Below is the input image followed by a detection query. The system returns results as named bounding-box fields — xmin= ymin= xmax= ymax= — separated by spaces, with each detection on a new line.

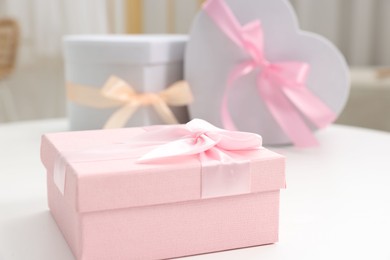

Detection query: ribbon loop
xmin=204 ymin=0 xmax=336 ymax=147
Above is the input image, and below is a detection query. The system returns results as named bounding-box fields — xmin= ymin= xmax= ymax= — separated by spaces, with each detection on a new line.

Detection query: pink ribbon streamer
xmin=54 ymin=119 xmax=262 ymax=198
xmin=204 ymin=0 xmax=336 ymax=147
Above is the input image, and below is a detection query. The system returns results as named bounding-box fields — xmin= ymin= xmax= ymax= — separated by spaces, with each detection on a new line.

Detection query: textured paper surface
xmin=48 ymin=169 xmax=281 ymax=260
xmin=41 ymin=126 xmax=285 ymax=213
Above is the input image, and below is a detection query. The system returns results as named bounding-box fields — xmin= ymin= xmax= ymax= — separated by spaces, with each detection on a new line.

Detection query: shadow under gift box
xmin=63 ymin=35 xmax=189 ymax=130
xmin=40 ymin=127 xmax=285 ymax=260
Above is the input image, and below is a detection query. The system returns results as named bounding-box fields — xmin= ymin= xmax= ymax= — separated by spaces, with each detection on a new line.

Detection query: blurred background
xmin=0 ymin=0 xmax=389 ymax=131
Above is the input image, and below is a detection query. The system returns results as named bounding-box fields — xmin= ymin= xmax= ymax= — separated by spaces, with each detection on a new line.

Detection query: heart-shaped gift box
xmin=185 ymin=0 xmax=349 ymax=146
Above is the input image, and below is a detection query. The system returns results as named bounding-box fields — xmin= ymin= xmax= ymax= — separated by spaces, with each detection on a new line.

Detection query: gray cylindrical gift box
xmin=63 ymin=35 xmax=189 ymax=130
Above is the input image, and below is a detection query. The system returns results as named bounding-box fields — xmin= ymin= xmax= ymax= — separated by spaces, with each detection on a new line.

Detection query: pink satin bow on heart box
xmin=53 ymin=119 xmax=263 ymax=199
xmin=204 ymin=0 xmax=336 ymax=147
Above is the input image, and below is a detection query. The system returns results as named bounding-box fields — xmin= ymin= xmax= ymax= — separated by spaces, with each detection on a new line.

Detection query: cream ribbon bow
xmin=67 ymin=76 xmax=193 ymax=129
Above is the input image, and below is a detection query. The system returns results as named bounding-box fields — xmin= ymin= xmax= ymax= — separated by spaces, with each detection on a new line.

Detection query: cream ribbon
xmin=67 ymin=76 xmax=193 ymax=129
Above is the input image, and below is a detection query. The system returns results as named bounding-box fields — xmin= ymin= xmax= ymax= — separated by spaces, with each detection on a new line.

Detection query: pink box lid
xmin=41 ymin=127 xmax=285 ymax=213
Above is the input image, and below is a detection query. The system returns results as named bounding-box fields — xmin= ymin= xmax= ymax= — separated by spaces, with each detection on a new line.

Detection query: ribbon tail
xmin=222 ymin=62 xmax=256 ymax=131
xmin=152 ymin=97 xmax=179 ymax=124
xmin=258 ymin=78 xmax=319 ymax=147
xmin=283 ymin=87 xmax=336 ymax=129
xmin=104 ymin=102 xmax=140 ymax=129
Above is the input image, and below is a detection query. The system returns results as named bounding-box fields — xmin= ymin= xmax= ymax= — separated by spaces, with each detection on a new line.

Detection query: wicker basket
xmin=0 ymin=18 xmax=19 ymax=80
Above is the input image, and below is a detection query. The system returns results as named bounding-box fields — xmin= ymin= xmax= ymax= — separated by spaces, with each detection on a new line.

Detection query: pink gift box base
xmin=41 ymin=126 xmax=285 ymax=260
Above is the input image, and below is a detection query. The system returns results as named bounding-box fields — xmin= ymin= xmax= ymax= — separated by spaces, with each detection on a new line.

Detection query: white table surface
xmin=0 ymin=119 xmax=389 ymax=260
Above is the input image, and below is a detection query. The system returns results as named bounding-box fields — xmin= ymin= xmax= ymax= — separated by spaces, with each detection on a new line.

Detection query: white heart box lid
xmin=185 ymin=0 xmax=350 ymax=145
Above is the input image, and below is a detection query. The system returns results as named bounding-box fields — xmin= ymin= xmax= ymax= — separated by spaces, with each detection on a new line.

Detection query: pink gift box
xmin=40 ymin=122 xmax=285 ymax=260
